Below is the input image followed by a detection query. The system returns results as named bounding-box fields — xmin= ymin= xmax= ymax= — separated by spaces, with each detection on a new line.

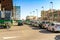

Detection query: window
xmin=54 ymin=13 xmax=57 ymax=17
xmin=42 ymin=22 xmax=45 ymax=24
xmin=46 ymin=22 xmax=50 ymax=24
xmin=51 ymin=23 xmax=55 ymax=26
xmin=3 ymin=0 xmax=4 ymax=1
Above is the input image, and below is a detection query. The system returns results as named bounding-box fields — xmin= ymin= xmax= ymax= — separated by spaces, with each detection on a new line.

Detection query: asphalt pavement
xmin=0 ymin=24 xmax=60 ymax=40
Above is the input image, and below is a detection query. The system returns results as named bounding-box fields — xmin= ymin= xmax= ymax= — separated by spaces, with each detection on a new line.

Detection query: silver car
xmin=33 ymin=21 xmax=40 ymax=27
xmin=41 ymin=21 xmax=50 ymax=28
xmin=46 ymin=22 xmax=60 ymax=32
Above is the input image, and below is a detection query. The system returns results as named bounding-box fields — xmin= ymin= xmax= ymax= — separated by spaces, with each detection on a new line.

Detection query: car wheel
xmin=39 ymin=24 xmax=42 ymax=28
xmin=42 ymin=26 xmax=44 ymax=29
xmin=52 ymin=28 xmax=55 ymax=32
xmin=46 ymin=27 xmax=48 ymax=31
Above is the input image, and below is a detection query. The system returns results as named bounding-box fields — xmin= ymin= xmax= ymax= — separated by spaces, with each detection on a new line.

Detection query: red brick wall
xmin=1 ymin=0 xmax=13 ymax=11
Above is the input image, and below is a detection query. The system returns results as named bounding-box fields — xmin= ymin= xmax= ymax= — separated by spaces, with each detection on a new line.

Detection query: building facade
xmin=26 ymin=16 xmax=37 ymax=20
xmin=13 ymin=6 xmax=20 ymax=20
xmin=0 ymin=0 xmax=13 ymax=11
xmin=41 ymin=9 xmax=60 ymax=22
xmin=0 ymin=0 xmax=13 ymax=20
xmin=41 ymin=10 xmax=48 ymax=20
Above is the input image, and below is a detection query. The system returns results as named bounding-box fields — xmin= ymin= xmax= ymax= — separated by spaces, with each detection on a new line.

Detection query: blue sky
xmin=13 ymin=0 xmax=60 ymax=19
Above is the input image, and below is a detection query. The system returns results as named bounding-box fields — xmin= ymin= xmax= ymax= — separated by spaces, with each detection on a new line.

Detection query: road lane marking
xmin=3 ymin=36 xmax=19 ymax=39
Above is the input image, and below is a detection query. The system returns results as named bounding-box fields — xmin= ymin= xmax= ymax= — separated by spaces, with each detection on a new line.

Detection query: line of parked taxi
xmin=25 ymin=20 xmax=60 ymax=32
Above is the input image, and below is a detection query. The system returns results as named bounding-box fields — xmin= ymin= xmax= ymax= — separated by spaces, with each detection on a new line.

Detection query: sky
xmin=13 ymin=0 xmax=60 ymax=19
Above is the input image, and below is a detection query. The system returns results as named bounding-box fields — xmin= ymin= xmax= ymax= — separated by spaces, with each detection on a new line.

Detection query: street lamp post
xmin=36 ymin=9 xmax=38 ymax=19
xmin=50 ymin=2 xmax=53 ymax=11
xmin=41 ymin=6 xmax=44 ymax=20
xmin=30 ymin=12 xmax=32 ymax=16
xmin=42 ymin=6 xmax=44 ymax=10
xmin=50 ymin=2 xmax=53 ymax=21
xmin=33 ymin=11 xmax=35 ymax=16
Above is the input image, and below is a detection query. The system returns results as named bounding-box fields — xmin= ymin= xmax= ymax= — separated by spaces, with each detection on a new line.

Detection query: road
xmin=0 ymin=24 xmax=60 ymax=40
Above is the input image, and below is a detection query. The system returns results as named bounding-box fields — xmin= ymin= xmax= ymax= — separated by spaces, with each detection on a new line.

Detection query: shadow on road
xmin=55 ymin=35 xmax=60 ymax=40
xmin=29 ymin=25 xmax=40 ymax=30
xmin=39 ymin=29 xmax=59 ymax=34
xmin=31 ymin=27 xmax=40 ymax=30
xmin=13 ymin=25 xmax=18 ymax=26
xmin=13 ymin=24 xmax=24 ymax=27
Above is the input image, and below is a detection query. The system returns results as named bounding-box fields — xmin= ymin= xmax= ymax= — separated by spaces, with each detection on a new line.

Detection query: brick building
xmin=0 ymin=0 xmax=13 ymax=11
xmin=0 ymin=0 xmax=13 ymax=20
